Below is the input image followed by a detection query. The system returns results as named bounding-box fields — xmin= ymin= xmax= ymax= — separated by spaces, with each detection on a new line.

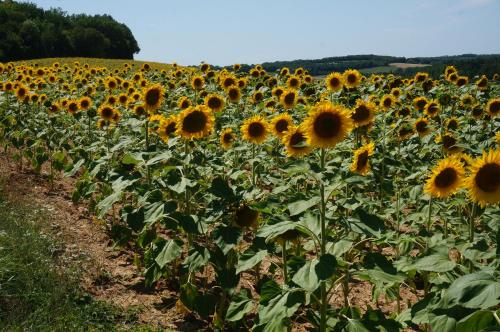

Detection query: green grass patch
xmin=0 ymin=182 xmax=151 ymax=331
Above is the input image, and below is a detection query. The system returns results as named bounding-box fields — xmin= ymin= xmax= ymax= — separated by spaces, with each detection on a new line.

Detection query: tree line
xmin=0 ymin=0 xmax=140 ymax=62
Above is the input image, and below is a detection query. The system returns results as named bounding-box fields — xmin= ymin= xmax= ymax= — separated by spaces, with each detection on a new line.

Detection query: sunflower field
xmin=0 ymin=59 xmax=499 ymax=331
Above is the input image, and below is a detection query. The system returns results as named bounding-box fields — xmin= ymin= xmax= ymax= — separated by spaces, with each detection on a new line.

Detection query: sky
xmin=23 ymin=0 xmax=500 ymax=66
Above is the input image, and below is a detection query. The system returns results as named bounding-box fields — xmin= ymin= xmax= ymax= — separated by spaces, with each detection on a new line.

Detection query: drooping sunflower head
xmin=424 ymin=157 xmax=465 ymax=198
xmin=280 ymin=67 xmax=290 ymax=76
xmin=447 ymin=72 xmax=459 ymax=83
xmin=240 ymin=115 xmax=269 ymax=145
xmin=142 ymin=84 xmax=164 ymax=111
xmin=178 ymin=96 xmax=191 ymax=110
xmin=441 ymin=133 xmax=460 ymax=154
xmin=78 ymin=96 xmax=92 ymax=110
xmin=191 ymin=75 xmax=205 ymax=90
xmin=397 ymin=123 xmax=414 ymax=140
xmin=98 ymin=104 xmax=117 ymax=121
xmin=227 ymin=86 xmax=241 ymax=103
xmin=282 ymin=125 xmax=312 ymax=158
xmin=414 ymin=117 xmax=431 ymax=137
xmin=446 ymin=117 xmax=459 ymax=131
xmin=424 ymin=100 xmax=441 ymax=117
xmin=205 ymin=93 xmax=225 ymax=112
xmin=176 ymin=105 xmax=215 ymax=139
xmin=271 ymin=113 xmax=293 ymax=138
xmin=465 ymin=150 xmax=500 ymax=207
xmin=279 ymin=88 xmax=298 ymax=109
xmin=485 ymin=98 xmax=500 ymax=117
xmin=157 ymin=115 xmax=178 ymax=143
xmin=380 ymin=94 xmax=396 ymax=110
xmin=351 ymin=99 xmax=376 ymax=127
xmin=476 ymin=75 xmax=488 ymax=89
xmin=350 ymin=142 xmax=375 ymax=175
xmin=272 ymin=86 xmax=284 ymax=99
xmin=472 ymin=104 xmax=484 ymax=119
xmin=444 ymin=66 xmax=457 ymax=78
xmin=67 ymin=100 xmax=79 ymax=114
xmin=220 ymin=128 xmax=236 ymax=150
xmin=325 ymin=72 xmax=343 ymax=92
xmin=234 ymin=204 xmax=259 ymax=228
xmin=303 ymin=101 xmax=354 ymax=148
xmin=397 ymin=106 xmax=411 ymax=118
xmin=415 ymin=72 xmax=429 ymax=83
xmin=413 ymin=96 xmax=428 ymax=111
xmin=343 ymin=69 xmax=362 ymax=88
xmin=134 ymin=104 xmax=147 ymax=117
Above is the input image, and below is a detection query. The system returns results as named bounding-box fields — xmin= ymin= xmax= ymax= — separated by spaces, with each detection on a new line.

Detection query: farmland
xmin=0 ymin=58 xmax=499 ymax=331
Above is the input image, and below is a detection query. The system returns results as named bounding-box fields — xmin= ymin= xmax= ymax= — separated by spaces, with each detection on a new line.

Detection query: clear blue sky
xmin=23 ymin=0 xmax=500 ymax=66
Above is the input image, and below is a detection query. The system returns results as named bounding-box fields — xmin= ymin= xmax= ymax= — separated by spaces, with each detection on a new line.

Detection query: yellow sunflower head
xmin=446 ymin=117 xmax=459 ymax=131
xmin=444 ymin=66 xmax=457 ymax=78
xmin=220 ymin=128 xmax=236 ymax=150
xmin=414 ymin=117 xmax=431 ymax=137
xmin=413 ymin=96 xmax=428 ymax=111
xmin=176 ymin=105 xmax=215 ymax=139
xmin=460 ymin=94 xmax=475 ymax=108
xmin=465 ymin=150 xmax=500 ymax=207
xmin=67 ymin=99 xmax=79 ymax=114
xmin=279 ymin=88 xmax=298 ymax=109
xmin=485 ymin=98 xmax=500 ymax=117
xmin=380 ymin=94 xmax=396 ymax=110
xmin=282 ymin=125 xmax=312 ymax=158
xmin=424 ymin=157 xmax=465 ymax=198
xmin=456 ymin=76 xmax=469 ymax=87
xmin=476 ymin=75 xmax=488 ymax=90
xmin=303 ymin=101 xmax=353 ymax=148
xmin=191 ymin=75 xmax=205 ymax=90
xmin=134 ymin=104 xmax=147 ymax=117
xmin=252 ymin=90 xmax=264 ymax=104
xmin=343 ymin=69 xmax=362 ymax=88
xmin=271 ymin=113 xmax=293 ymax=138
xmin=78 ymin=96 xmax=92 ymax=110
xmin=287 ymin=75 xmax=301 ymax=89
xmin=98 ymin=104 xmax=117 ymax=122
xmin=390 ymin=88 xmax=402 ymax=99
xmin=234 ymin=204 xmax=259 ymax=229
xmin=240 ymin=115 xmax=269 ymax=145
xmin=351 ymin=99 xmax=376 ymax=127
xmin=325 ymin=72 xmax=344 ymax=92
xmin=424 ymin=100 xmax=441 ymax=117
xmin=272 ymin=86 xmax=284 ymax=99
xmin=205 ymin=93 xmax=225 ymax=112
xmin=178 ymin=96 xmax=191 ymax=110
xmin=157 ymin=116 xmax=178 ymax=143
xmin=441 ymin=133 xmax=460 ymax=154
xmin=350 ymin=142 xmax=375 ymax=175
xmin=227 ymin=86 xmax=241 ymax=103
xmin=414 ymin=72 xmax=429 ymax=83
xmin=15 ymin=84 xmax=28 ymax=100
xmin=142 ymin=84 xmax=164 ymax=111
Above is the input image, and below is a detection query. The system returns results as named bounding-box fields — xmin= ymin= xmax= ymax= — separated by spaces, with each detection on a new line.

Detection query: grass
xmin=0 ymin=179 xmax=152 ymax=331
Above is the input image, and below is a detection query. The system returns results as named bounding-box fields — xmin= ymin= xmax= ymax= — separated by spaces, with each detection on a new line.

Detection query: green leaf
xmin=155 ymin=239 xmax=182 ymax=268
xmin=457 ymin=310 xmax=496 ymax=332
xmin=257 ymin=220 xmax=297 ymax=242
xmin=259 ymin=279 xmax=282 ymax=305
xmin=430 ymin=315 xmax=456 ymax=332
xmin=288 ymin=196 xmax=320 ymax=216
xmin=96 ymin=192 xmax=121 ymax=218
xmin=209 ymin=176 xmax=237 ymax=202
xmin=441 ymin=272 xmax=500 ymax=309
xmin=292 ymin=254 xmax=336 ymax=293
xmin=236 ymin=249 xmax=267 ymax=274
xmin=350 ymin=209 xmax=386 ymax=236
xmin=122 ymin=152 xmax=144 ymax=165
xmin=345 ymin=319 xmax=370 ymax=332
xmin=226 ymin=291 xmax=254 ymax=322
xmin=258 ymin=290 xmax=304 ymax=323
xmin=408 ymin=254 xmax=456 ymax=273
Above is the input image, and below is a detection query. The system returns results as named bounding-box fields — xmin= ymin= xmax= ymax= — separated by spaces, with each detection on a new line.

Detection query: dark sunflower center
xmin=457 ymin=78 xmax=466 ymax=86
xmin=347 ymin=74 xmax=357 ymax=84
xmin=442 ymin=135 xmax=456 ymax=149
xmin=475 ymin=163 xmax=500 ymax=193
xmin=193 ymin=78 xmax=202 ymax=87
xmin=207 ymin=97 xmax=222 ymax=109
xmin=356 ymin=151 xmax=369 ymax=170
xmin=181 ymin=100 xmax=189 ymax=109
xmin=489 ymin=101 xmax=500 ymax=114
xmin=416 ymin=121 xmax=428 ymax=132
xmin=166 ymin=122 xmax=176 ymax=135
xmin=329 ymin=77 xmax=340 ymax=87
xmin=399 ymin=108 xmax=410 ymax=116
xmin=81 ymin=100 xmax=89 ymax=108
xmin=102 ymin=107 xmax=113 ymax=118
xmin=417 ymin=100 xmax=427 ymax=109
xmin=314 ymin=112 xmax=341 ymax=138
xmin=235 ymin=205 xmax=258 ymax=227
xmin=229 ymin=88 xmax=239 ymax=99
xmin=119 ymin=96 xmax=127 ymax=103
xmin=383 ymin=98 xmax=392 ymax=107
xmin=352 ymin=105 xmax=370 ymax=122
xmin=224 ymin=78 xmax=235 ymax=88
xmin=68 ymin=103 xmax=78 ymax=112
xmin=275 ymin=119 xmax=289 ymax=133
xmin=145 ymin=89 xmax=160 ymax=106
xmin=290 ymin=78 xmax=299 ymax=87
xmin=447 ymin=120 xmax=458 ymax=130
xmin=283 ymin=92 xmax=296 ymax=106
xmin=248 ymin=122 xmax=265 ymax=138
xmin=254 ymin=92 xmax=263 ymax=102
xmin=18 ymin=88 xmax=26 ymax=97
xmin=434 ymin=168 xmax=457 ymax=188
xmin=223 ymin=133 xmax=233 ymax=143
xmin=290 ymin=132 xmax=306 ymax=148
xmin=472 ymin=108 xmax=483 ymax=117
xmin=183 ymin=110 xmax=207 ymax=133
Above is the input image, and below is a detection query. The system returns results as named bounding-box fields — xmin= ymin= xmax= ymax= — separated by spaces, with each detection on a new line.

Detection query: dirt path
xmin=0 ymin=152 xmax=200 ymax=331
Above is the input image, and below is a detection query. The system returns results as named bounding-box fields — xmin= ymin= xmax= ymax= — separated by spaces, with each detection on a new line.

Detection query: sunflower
xmin=252 ymin=90 xmax=264 ymax=104
xmin=424 ymin=157 xmax=465 ymax=198
xmin=460 ymin=94 xmax=475 ymax=108
xmin=280 ymin=88 xmax=298 ymax=109
xmin=303 ymin=101 xmax=353 ymax=148
xmin=241 ymin=115 xmax=269 ymax=144
xmin=220 ymin=128 xmax=236 ymax=149
xmin=424 ymin=100 xmax=441 ymax=117
xmin=415 ymin=72 xmax=429 ymax=83
xmin=15 ymin=85 xmax=28 ymax=100
xmin=221 ymin=75 xmax=237 ymax=89
xmin=397 ymin=124 xmax=414 ymax=140
xmin=98 ymin=104 xmax=117 ymax=122
xmin=227 ymin=86 xmax=241 ymax=103
xmin=176 ymin=105 xmax=214 ymax=139
xmin=280 ymin=67 xmax=290 ymax=76
xmin=380 ymin=94 xmax=396 ymax=111
xmin=234 ymin=204 xmax=259 ymax=229
xmin=390 ymin=88 xmax=402 ymax=99
xmin=397 ymin=107 xmax=411 ymax=118
xmin=350 ymin=142 xmax=375 ymax=175
xmin=440 ymin=133 xmax=460 ymax=154
xmin=142 ymin=84 xmax=164 ymax=111
xmin=204 ymin=93 xmax=225 ymax=112
xmin=496 ymin=131 xmax=500 ymax=144
xmin=476 ymin=75 xmax=488 ymax=90
xmin=271 ymin=113 xmax=293 ymax=138
xmin=447 ymin=72 xmax=459 ymax=83
xmin=134 ymin=104 xmax=147 ymax=117
xmin=191 ymin=75 xmax=205 ymax=90
xmin=414 ymin=117 xmax=431 ymax=137
xmin=343 ymin=69 xmax=362 ymax=88
xmin=282 ymin=125 xmax=312 ymax=157
xmin=351 ymin=99 xmax=376 ymax=127
xmin=118 ymin=93 xmax=129 ymax=106
xmin=472 ymin=104 xmax=484 ymax=119
xmin=272 ymin=87 xmax=284 ymax=99
xmin=456 ymin=76 xmax=469 ymax=87
xmin=105 ymin=77 xmax=118 ymax=90
xmin=157 ymin=116 xmax=178 ymax=143
xmin=287 ymin=75 xmax=301 ymax=89
xmin=485 ymin=98 xmax=500 ymax=117
xmin=446 ymin=117 xmax=459 ymax=131
xmin=444 ymin=66 xmax=457 ymax=78
xmin=67 ymin=100 xmax=79 ymax=114
xmin=465 ymin=150 xmax=500 ymax=207
xmin=178 ymin=96 xmax=191 ymax=109
xmin=413 ymin=96 xmax=428 ymax=111
xmin=78 ymin=96 xmax=92 ymax=110
xmin=324 ymin=72 xmax=344 ymax=91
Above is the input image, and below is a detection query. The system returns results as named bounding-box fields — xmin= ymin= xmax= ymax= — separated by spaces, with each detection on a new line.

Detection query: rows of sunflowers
xmin=0 ymin=59 xmax=499 ymax=331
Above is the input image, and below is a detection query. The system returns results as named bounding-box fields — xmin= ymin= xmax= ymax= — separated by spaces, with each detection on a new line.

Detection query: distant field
xmin=11 ymin=57 xmax=175 ymax=70
xmin=389 ymin=62 xmax=431 ymax=69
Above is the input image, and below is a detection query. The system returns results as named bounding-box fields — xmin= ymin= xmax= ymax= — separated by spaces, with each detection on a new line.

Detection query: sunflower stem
xmin=426 ymin=196 xmax=432 ymax=250
xmin=251 ymin=144 xmax=256 ymax=187
xmin=319 ymin=148 xmax=327 ymax=332
xmin=282 ymin=240 xmax=288 ymax=285
xmin=469 ymin=203 xmax=476 ymax=243
xmin=145 ymin=118 xmax=151 ymax=187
